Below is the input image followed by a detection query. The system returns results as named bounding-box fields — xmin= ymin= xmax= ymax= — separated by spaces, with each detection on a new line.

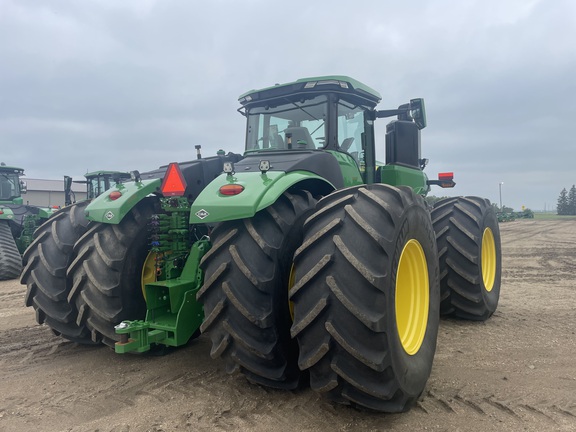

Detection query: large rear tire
xmin=431 ymin=196 xmax=501 ymax=320
xmin=0 ymin=220 xmax=22 ymax=280
xmin=21 ymin=202 xmax=93 ymax=343
xmin=290 ymin=184 xmax=440 ymax=412
xmin=67 ymin=199 xmax=156 ymax=347
xmin=198 ymin=190 xmax=317 ymax=389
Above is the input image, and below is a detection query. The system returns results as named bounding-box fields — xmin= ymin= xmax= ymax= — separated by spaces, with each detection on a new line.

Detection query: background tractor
xmin=63 ymin=170 xmax=132 ymax=206
xmin=0 ymin=163 xmax=56 ymax=280
xmin=20 ymin=169 xmax=136 ymax=342
xmin=21 ymin=155 xmax=241 ymax=345
xmin=22 ymin=76 xmax=502 ymax=413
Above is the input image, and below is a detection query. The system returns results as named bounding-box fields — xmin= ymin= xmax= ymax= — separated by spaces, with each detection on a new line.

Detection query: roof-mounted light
xmin=313 ymin=79 xmax=350 ymax=89
xmin=161 ymin=163 xmax=187 ymax=196
xmin=304 ymin=81 xmax=317 ymax=89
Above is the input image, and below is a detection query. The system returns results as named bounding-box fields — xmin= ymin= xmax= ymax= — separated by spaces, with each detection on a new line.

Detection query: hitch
xmin=114 ymin=238 xmax=210 ymax=354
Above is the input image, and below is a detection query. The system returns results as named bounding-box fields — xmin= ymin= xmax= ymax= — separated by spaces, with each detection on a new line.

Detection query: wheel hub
xmin=395 ymin=239 xmax=429 ymax=356
xmin=481 ymin=228 xmax=496 ymax=292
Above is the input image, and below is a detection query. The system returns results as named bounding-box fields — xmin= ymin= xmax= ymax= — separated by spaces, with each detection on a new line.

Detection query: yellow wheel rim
xmin=141 ymin=252 xmax=158 ymax=300
xmin=481 ymin=228 xmax=496 ymax=292
xmin=395 ymin=239 xmax=429 ymax=356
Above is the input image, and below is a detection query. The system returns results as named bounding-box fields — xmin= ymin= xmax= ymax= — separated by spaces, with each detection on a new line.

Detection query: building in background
xmin=22 ymin=178 xmax=87 ymax=208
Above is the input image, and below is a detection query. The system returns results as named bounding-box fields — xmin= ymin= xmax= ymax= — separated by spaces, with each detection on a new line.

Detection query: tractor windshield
xmin=87 ymin=176 xmax=110 ymax=199
xmin=337 ymin=99 xmax=366 ymax=166
xmin=245 ymin=95 xmax=328 ymax=151
xmin=0 ymin=173 xmax=20 ymax=200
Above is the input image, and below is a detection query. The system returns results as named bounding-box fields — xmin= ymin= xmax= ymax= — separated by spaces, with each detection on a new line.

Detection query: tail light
xmin=109 ymin=191 xmax=122 ymax=200
xmin=219 ymin=184 xmax=245 ymax=196
xmin=439 ymin=172 xmax=454 ymax=181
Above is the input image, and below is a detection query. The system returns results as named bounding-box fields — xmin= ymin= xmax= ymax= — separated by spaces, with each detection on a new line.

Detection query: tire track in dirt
xmin=419 ymin=389 xmax=576 ymax=428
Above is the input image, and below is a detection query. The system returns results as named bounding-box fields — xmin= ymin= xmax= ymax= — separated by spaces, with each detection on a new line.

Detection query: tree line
xmin=557 ymin=185 xmax=576 ymax=215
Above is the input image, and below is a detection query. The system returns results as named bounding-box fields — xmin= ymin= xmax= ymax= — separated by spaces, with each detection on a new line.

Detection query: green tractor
xmin=0 ymin=163 xmax=56 ymax=280
xmin=23 ymin=76 xmax=502 ymax=413
xmin=19 ymin=170 xmax=136 ymax=341
xmin=63 ymin=170 xmax=133 ymax=206
xmin=21 ymin=156 xmax=242 ymax=344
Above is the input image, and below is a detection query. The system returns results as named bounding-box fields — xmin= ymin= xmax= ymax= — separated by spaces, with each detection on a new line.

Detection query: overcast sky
xmin=1 ymin=0 xmax=575 ymax=211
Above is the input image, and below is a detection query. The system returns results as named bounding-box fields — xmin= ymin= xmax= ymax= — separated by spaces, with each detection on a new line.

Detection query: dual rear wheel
xmin=22 ymin=200 xmax=156 ymax=348
xmin=200 ymin=187 xmax=501 ymax=412
xmin=22 ymin=187 xmax=500 ymax=413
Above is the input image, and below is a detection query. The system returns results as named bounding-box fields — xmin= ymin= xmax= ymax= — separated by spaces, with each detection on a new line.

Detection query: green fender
xmin=0 ymin=197 xmax=23 ymax=205
xmin=85 ymin=178 xmax=161 ymax=224
xmin=0 ymin=206 xmax=15 ymax=222
xmin=37 ymin=207 xmax=57 ymax=219
xmin=0 ymin=206 xmax=53 ymax=223
xmin=190 ymin=170 xmax=334 ymax=224
xmin=379 ymin=164 xmax=430 ymax=196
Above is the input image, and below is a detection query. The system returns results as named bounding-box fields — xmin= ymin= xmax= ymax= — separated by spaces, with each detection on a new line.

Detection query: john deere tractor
xmin=0 ymin=163 xmax=56 ymax=280
xmin=21 ymin=156 xmax=241 ymax=345
xmin=64 ymin=170 xmax=133 ymax=206
xmin=23 ymin=76 xmax=501 ymax=413
xmin=20 ymin=169 xmax=140 ymax=342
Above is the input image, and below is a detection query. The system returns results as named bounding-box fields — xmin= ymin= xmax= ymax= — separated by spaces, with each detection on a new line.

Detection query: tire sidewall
xmin=387 ymin=203 xmax=440 ymax=397
xmin=479 ymin=205 xmax=501 ymax=314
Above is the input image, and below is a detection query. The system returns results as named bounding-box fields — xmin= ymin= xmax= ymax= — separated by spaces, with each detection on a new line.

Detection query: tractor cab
xmin=0 ymin=163 xmax=26 ymax=204
xmin=239 ymin=77 xmax=380 ymax=176
xmin=85 ymin=171 xmax=131 ymax=200
xmin=65 ymin=171 xmax=132 ymax=205
xmin=238 ymin=76 xmax=440 ymax=193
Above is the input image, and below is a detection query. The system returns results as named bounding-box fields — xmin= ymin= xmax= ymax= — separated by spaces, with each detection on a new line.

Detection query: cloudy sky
xmin=1 ymin=0 xmax=575 ymax=211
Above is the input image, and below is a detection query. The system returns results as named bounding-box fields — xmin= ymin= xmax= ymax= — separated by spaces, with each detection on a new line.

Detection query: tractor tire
xmin=67 ymin=199 xmax=156 ymax=347
xmin=21 ymin=202 xmax=93 ymax=343
xmin=431 ymin=196 xmax=501 ymax=320
xmin=198 ymin=190 xmax=317 ymax=390
xmin=0 ymin=220 xmax=22 ymax=280
xmin=289 ymin=184 xmax=440 ymax=412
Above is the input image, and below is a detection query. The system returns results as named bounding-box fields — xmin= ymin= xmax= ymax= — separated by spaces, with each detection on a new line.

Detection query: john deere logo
xmin=195 ymin=209 xmax=209 ymax=219
xmin=105 ymin=211 xmax=115 ymax=221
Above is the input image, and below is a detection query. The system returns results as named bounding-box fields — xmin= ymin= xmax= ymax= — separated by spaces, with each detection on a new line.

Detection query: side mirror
xmin=20 ymin=180 xmax=27 ymax=194
xmin=410 ymin=98 xmax=427 ymax=130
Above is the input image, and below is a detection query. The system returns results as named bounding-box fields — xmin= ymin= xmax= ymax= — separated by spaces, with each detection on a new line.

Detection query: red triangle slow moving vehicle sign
xmin=161 ymin=163 xmax=187 ymax=196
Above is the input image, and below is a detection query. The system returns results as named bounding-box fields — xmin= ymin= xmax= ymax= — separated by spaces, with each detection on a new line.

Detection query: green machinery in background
xmin=64 ymin=170 xmax=132 ymax=206
xmin=0 ymin=163 xmax=55 ymax=280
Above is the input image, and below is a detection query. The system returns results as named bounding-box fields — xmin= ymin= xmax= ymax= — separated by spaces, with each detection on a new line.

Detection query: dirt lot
xmin=1 ymin=219 xmax=575 ymax=432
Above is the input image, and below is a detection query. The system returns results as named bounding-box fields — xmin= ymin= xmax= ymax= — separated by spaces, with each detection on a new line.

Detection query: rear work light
xmin=161 ymin=163 xmax=187 ymax=197
xmin=219 ymin=184 xmax=245 ymax=196
xmin=109 ymin=191 xmax=122 ymax=200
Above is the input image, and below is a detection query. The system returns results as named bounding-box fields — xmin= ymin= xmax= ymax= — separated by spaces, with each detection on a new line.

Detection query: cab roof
xmin=0 ymin=163 xmax=24 ymax=175
xmin=238 ymin=75 xmax=382 ymax=109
